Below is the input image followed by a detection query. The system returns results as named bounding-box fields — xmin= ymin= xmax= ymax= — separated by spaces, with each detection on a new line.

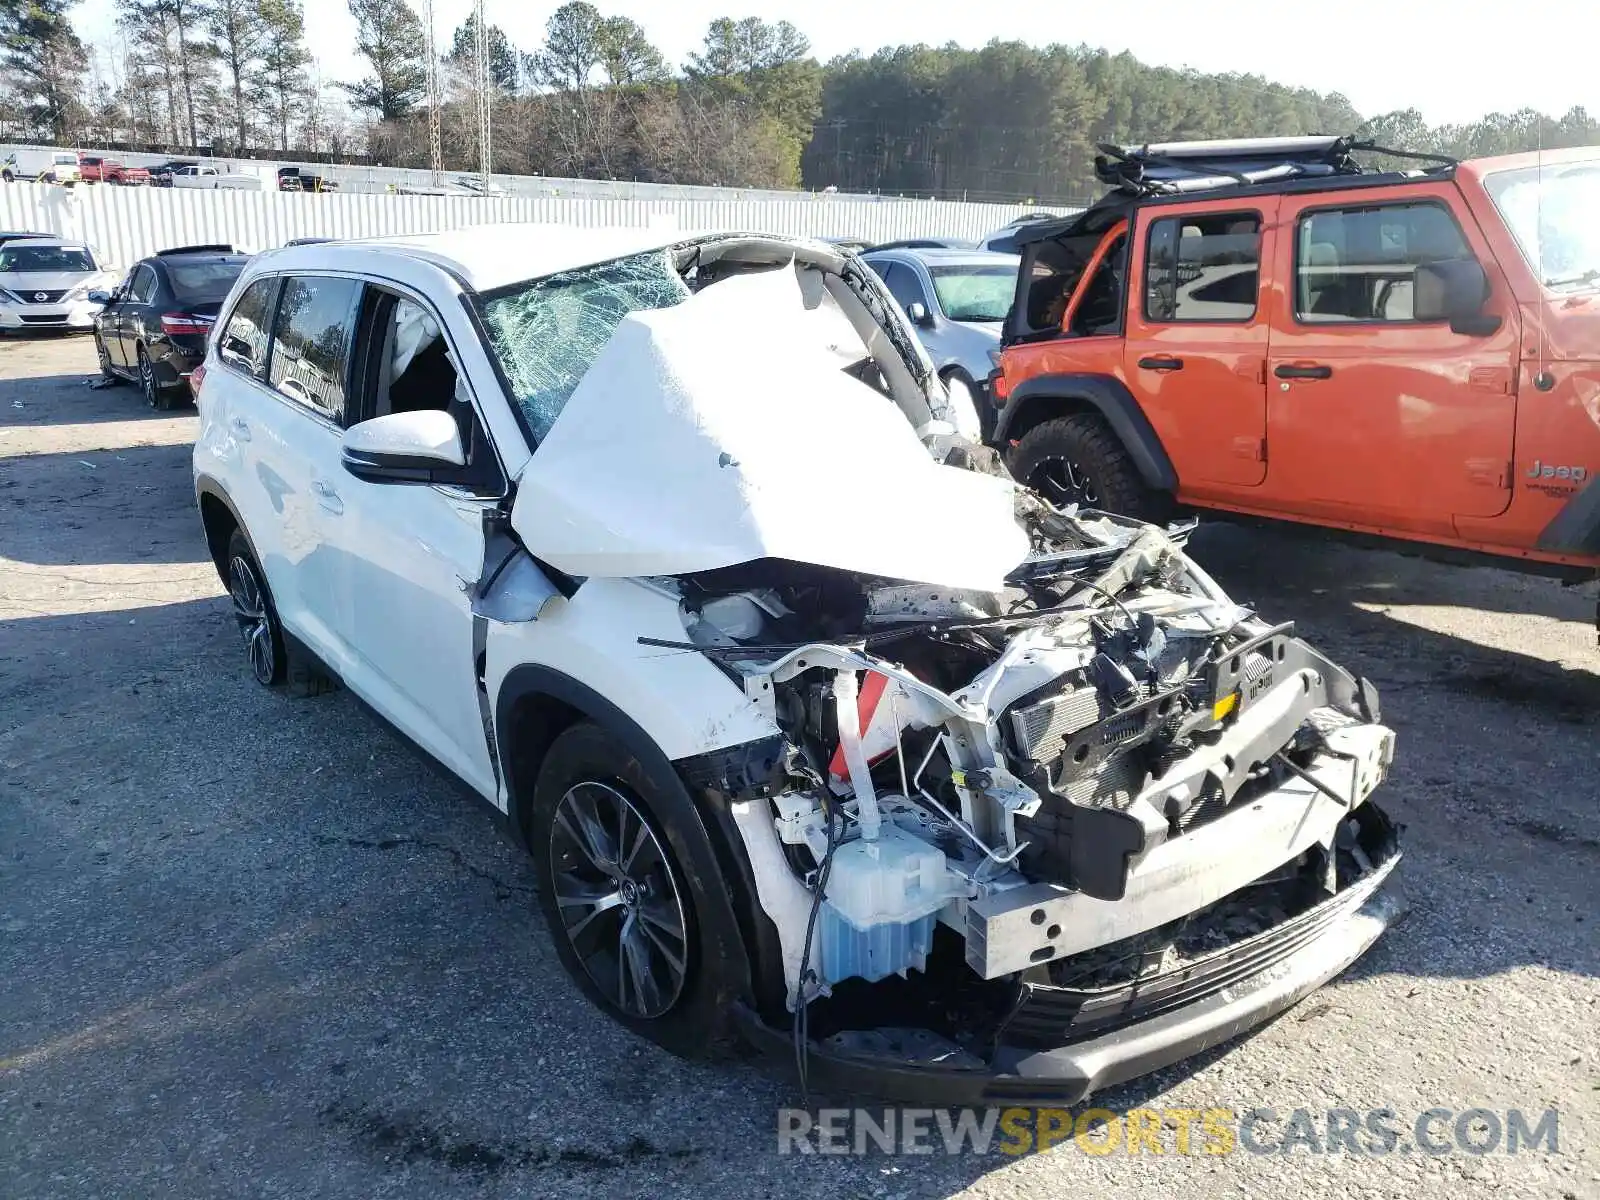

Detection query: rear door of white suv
xmin=211 ymin=271 xmax=361 ymax=678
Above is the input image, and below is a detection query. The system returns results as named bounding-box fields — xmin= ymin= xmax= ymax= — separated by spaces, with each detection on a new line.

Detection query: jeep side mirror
xmin=87 ymin=290 xmax=110 ymax=304
xmin=1414 ymin=258 xmax=1500 ymax=335
xmin=906 ymin=301 xmax=932 ymax=326
xmin=342 ymin=410 xmax=467 ymax=485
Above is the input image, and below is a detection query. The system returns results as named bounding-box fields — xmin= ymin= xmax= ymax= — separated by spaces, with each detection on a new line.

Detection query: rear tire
xmin=225 ymin=530 xmax=287 ymax=688
xmin=1008 ymin=412 xmax=1167 ymax=521
xmin=139 ymin=347 xmax=176 ymax=411
xmin=528 ymin=722 xmax=743 ymax=1059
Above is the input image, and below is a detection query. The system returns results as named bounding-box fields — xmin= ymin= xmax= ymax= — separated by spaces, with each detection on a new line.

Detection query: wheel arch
xmin=495 ymin=664 xmax=766 ymax=1007
xmin=195 ymin=476 xmax=250 ymax=588
xmin=995 ymin=372 xmax=1178 ymax=491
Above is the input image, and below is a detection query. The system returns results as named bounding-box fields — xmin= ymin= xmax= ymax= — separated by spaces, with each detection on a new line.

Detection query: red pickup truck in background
xmin=77 ymin=155 xmax=152 ymax=185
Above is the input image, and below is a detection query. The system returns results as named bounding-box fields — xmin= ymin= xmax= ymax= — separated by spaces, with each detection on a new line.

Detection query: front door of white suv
xmin=317 ymin=285 xmax=501 ymax=799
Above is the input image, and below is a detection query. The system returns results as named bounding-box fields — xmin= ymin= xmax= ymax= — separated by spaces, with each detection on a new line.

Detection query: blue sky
xmin=72 ymin=0 xmax=1598 ymax=127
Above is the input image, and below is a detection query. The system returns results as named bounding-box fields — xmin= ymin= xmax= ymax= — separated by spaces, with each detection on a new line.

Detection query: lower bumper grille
xmin=1004 ymin=807 xmax=1398 ymax=1048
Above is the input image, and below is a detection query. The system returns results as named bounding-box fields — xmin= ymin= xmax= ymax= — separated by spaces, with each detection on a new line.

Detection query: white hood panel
xmin=511 ymin=267 xmax=1030 ymax=592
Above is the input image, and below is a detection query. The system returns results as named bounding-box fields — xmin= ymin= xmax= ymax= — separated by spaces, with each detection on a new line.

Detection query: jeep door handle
xmin=1275 ymin=363 xmax=1333 ymax=380
xmin=228 ymin=416 xmax=252 ymax=441
xmin=1137 ymin=356 xmax=1184 ymax=372
xmin=311 ymin=479 xmax=344 ymax=515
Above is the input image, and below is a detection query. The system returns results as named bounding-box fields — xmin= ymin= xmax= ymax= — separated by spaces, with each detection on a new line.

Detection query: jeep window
xmin=1485 ymin=160 xmax=1600 ymax=292
xmin=477 ymin=250 xmax=690 ymax=442
xmin=1145 ymin=214 xmax=1260 ymax=322
xmin=930 ymin=266 xmax=1014 ymax=322
xmin=1068 ymin=232 xmax=1127 ymax=337
xmin=218 ymin=277 xmax=280 ymax=378
xmin=267 ymin=275 xmax=363 ymax=423
xmin=1295 ymin=202 xmax=1471 ymax=322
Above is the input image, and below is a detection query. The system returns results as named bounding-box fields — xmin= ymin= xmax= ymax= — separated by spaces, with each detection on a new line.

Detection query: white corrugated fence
xmin=0 ymin=182 xmax=1075 ymax=273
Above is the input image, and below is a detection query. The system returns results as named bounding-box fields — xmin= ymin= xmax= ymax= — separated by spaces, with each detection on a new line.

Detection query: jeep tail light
xmin=189 ymin=361 xmax=206 ymax=392
xmin=161 ymin=311 xmax=212 ymax=335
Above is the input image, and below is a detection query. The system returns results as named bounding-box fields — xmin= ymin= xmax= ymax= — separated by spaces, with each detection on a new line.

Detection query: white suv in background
xmin=192 ymin=224 xmax=1400 ymax=1104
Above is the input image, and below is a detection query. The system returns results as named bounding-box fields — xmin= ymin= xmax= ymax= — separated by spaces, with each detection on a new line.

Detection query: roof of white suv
xmin=262 ymin=223 xmax=694 ymax=293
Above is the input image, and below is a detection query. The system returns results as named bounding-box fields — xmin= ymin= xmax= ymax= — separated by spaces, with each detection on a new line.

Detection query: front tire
xmin=1008 ymin=412 xmax=1167 ymax=520
xmin=95 ymin=334 xmax=119 ymax=381
xmin=225 ymin=530 xmax=287 ymax=687
xmin=528 ymin=722 xmax=742 ymax=1058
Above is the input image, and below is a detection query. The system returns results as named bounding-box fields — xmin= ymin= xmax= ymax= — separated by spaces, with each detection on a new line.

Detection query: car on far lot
xmin=867 ymin=237 xmax=977 ymax=251
xmin=976 ymin=211 xmax=1064 ymax=253
xmin=1 ymin=148 xmax=81 ymax=184
xmin=861 ymin=245 xmax=1020 ymax=432
xmin=91 ymin=244 xmax=250 ymax=408
xmin=0 ymin=238 xmax=116 ymax=332
xmin=79 ymin=155 xmax=151 ymax=185
xmin=277 ymin=166 xmax=339 ymax=192
xmin=0 ymin=230 xmax=52 ymax=247
xmin=147 ymin=159 xmax=198 ymax=187
xmin=171 ymin=164 xmax=263 ymax=191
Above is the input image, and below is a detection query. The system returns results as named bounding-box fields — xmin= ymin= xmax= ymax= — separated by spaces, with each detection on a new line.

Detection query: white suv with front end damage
xmin=192 ymin=225 xmax=1404 ymax=1103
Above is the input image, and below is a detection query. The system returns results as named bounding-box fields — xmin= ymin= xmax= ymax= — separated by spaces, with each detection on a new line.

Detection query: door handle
xmin=311 ymin=479 xmax=344 ymax=515
xmin=1274 ymin=363 xmax=1332 ymax=380
xmin=1137 ymin=356 xmax=1185 ymax=372
xmin=228 ymin=416 xmax=252 ymax=441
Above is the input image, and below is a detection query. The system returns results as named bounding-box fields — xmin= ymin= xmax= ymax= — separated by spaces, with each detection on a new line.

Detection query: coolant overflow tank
xmin=818 ymin=824 xmax=958 ymax=985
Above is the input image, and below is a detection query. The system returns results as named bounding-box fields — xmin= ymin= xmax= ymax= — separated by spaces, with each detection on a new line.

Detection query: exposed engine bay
xmin=658 ymin=501 xmax=1396 ymax=1043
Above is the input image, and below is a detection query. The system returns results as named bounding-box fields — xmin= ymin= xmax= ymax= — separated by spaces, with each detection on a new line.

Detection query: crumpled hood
xmin=510 ymin=266 xmax=1030 ymax=592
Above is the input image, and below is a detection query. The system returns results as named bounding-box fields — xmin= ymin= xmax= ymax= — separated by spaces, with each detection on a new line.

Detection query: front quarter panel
xmin=487 ymin=576 xmax=779 ymax=810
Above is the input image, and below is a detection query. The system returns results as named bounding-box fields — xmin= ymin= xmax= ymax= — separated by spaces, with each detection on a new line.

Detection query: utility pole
xmin=420 ymin=0 xmax=443 ymax=185
xmin=473 ymin=0 xmax=491 ymax=188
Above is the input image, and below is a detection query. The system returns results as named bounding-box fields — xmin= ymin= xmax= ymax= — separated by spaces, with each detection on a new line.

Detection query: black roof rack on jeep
xmin=1093 ymin=135 xmax=1457 ymax=197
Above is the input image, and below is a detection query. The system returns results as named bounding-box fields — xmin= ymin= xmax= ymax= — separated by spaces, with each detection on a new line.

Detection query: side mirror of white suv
xmin=341 ymin=410 xmax=467 ymax=485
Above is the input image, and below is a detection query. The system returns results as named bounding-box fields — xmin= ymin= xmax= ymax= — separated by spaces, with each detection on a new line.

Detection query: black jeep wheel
xmin=1009 ymin=412 xmax=1167 ymax=520
xmin=528 ymin=722 xmax=743 ymax=1058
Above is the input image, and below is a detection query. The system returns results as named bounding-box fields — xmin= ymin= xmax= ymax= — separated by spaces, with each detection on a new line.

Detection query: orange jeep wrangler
xmin=989 ymin=136 xmax=1600 ymax=582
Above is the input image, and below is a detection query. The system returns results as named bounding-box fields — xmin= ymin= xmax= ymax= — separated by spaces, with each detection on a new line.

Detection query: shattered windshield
xmin=930 ymin=264 xmax=1017 ymax=322
xmin=1486 ymin=161 xmax=1600 ymax=291
xmin=477 ymin=250 xmax=691 ymax=440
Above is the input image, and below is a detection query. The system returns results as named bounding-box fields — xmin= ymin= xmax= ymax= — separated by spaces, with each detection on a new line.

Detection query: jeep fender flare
xmin=494 ymin=664 xmax=765 ymax=1008
xmin=994 ymin=373 xmax=1178 ymax=492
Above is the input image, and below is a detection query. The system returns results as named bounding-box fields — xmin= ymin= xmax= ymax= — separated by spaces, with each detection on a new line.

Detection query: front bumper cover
xmin=737 ymin=808 xmax=1405 ymax=1107
xmin=0 ymin=301 xmax=100 ymax=330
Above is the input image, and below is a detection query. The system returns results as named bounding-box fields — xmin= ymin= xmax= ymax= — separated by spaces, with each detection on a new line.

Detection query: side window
xmin=130 ymin=266 xmax=157 ymax=305
xmin=1145 ymin=213 xmax=1260 ymax=322
xmin=1068 ymin=232 xmax=1127 ymax=337
xmin=268 ymin=275 xmax=363 ymax=423
xmin=218 ymin=277 xmax=279 ymax=378
xmin=878 ymin=263 xmax=928 ymax=313
xmin=1296 ymin=202 xmax=1472 ymax=323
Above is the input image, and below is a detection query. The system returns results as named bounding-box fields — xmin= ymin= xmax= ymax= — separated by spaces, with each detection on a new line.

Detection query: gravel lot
xmin=2 ymin=333 xmax=1595 ymax=1199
